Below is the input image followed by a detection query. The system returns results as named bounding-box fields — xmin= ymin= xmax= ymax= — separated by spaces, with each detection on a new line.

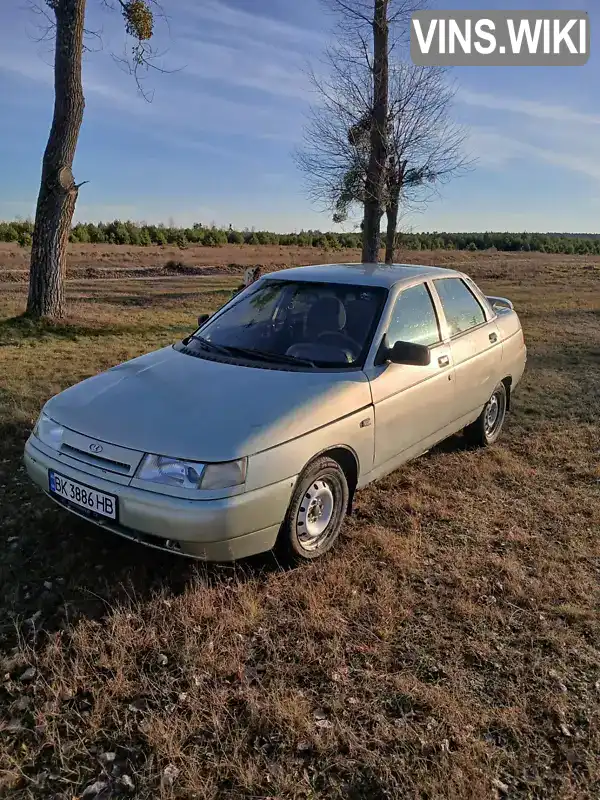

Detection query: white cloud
xmin=467 ymin=127 xmax=527 ymax=167
xmin=528 ymin=144 xmax=600 ymax=182
xmin=458 ymin=88 xmax=600 ymax=127
xmin=180 ymin=0 xmax=325 ymax=47
xmin=468 ymin=125 xmax=600 ymax=182
xmin=460 ymin=88 xmax=600 ymax=188
xmin=180 ymin=39 xmax=311 ymax=100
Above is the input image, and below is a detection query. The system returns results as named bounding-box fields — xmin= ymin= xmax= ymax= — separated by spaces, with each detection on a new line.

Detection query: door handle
xmin=489 ymin=332 xmax=498 ymax=344
xmin=438 ymin=355 xmax=450 ymax=368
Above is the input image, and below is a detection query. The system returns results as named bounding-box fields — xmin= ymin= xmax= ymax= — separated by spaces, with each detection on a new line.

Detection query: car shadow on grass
xmin=0 ymin=420 xmax=280 ymax=652
xmin=424 ymin=432 xmax=471 ymax=456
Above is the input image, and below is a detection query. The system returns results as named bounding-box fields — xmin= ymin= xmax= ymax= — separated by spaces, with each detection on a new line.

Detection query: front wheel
xmin=275 ymin=456 xmax=349 ymax=564
xmin=464 ymin=382 xmax=508 ymax=447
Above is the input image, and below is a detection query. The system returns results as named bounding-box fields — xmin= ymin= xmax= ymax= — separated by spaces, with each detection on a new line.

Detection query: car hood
xmin=45 ymin=346 xmax=372 ymax=462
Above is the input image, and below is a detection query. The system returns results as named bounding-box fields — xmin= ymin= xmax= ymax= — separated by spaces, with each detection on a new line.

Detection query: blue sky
xmin=1 ymin=0 xmax=598 ymax=232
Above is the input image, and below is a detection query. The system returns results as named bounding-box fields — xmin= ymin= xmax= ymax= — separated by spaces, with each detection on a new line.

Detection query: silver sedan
xmin=24 ymin=263 xmax=527 ymax=562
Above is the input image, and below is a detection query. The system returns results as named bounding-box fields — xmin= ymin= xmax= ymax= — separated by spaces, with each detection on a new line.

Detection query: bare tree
xmin=27 ymin=0 xmax=160 ymax=319
xmin=301 ymin=0 xmax=424 ymax=263
xmin=384 ymin=65 xmax=470 ymax=262
xmin=296 ymin=49 xmax=469 ymax=263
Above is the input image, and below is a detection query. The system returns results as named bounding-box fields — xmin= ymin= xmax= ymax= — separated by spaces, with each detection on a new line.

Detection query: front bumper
xmin=24 ymin=438 xmax=295 ymax=561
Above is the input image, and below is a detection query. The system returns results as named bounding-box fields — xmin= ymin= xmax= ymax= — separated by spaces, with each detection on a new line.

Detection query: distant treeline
xmin=2 ymin=220 xmax=600 ymax=254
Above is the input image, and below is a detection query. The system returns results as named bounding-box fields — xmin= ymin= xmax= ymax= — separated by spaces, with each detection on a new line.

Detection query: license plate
xmin=49 ymin=470 xmax=117 ymax=520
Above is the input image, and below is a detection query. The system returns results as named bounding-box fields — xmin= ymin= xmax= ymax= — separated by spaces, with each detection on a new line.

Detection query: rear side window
xmin=434 ymin=278 xmax=486 ymax=337
xmin=387 ymin=283 xmax=441 ymax=347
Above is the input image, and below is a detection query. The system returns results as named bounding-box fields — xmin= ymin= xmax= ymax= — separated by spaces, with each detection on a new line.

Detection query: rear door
xmin=431 ymin=277 xmax=503 ymax=419
xmin=366 ymin=281 xmax=457 ymax=471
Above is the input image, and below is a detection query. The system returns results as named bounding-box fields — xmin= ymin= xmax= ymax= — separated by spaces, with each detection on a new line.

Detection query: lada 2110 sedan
xmin=24 ymin=263 xmax=527 ymax=563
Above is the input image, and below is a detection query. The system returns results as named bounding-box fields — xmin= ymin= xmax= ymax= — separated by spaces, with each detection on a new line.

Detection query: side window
xmin=387 ymin=283 xmax=440 ymax=347
xmin=434 ymin=278 xmax=486 ymax=337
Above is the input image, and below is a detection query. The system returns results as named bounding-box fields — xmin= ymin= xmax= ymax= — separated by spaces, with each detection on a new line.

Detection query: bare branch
xmin=323 ymin=0 xmax=373 ymax=26
xmin=105 ymin=0 xmax=181 ymax=101
xmin=110 ymin=44 xmax=182 ymax=102
xmin=26 ymin=0 xmax=57 ymax=44
xmin=297 ymin=46 xmax=470 ymax=229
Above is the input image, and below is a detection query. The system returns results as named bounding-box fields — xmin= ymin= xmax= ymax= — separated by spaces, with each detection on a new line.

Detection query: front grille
xmin=60 ymin=444 xmax=132 ymax=474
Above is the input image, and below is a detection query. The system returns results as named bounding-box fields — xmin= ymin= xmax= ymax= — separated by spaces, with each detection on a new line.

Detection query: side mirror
xmin=197 ymin=313 xmax=210 ymax=327
xmin=388 ymin=340 xmax=431 ymax=366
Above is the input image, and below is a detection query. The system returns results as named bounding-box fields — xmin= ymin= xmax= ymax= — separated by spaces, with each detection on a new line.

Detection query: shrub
xmin=184 ymin=227 xmax=203 ymax=244
xmin=202 ymin=228 xmax=228 ymax=247
xmin=2 ymin=225 xmax=19 ymax=242
xmin=228 ymin=230 xmax=244 ymax=244
xmin=2 ymin=217 xmax=600 ymax=255
xmin=339 ymin=233 xmax=360 ymax=249
xmin=87 ymin=223 xmax=105 ymax=243
xmin=128 ymin=225 xmax=142 ymax=245
xmin=256 ymin=231 xmax=277 ymax=245
xmin=17 ymin=231 xmax=32 ymax=247
xmin=324 ymin=234 xmax=341 ymax=250
xmin=105 ymin=221 xmax=131 ymax=245
xmin=72 ymin=224 xmax=90 ymax=243
xmin=164 ymin=259 xmax=186 ymax=272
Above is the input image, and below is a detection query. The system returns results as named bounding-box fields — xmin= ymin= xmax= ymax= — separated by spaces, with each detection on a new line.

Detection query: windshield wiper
xmin=186 ymin=337 xmax=315 ymax=367
xmin=188 ymin=335 xmax=233 ymax=357
xmin=222 ymin=346 xmax=316 ymax=368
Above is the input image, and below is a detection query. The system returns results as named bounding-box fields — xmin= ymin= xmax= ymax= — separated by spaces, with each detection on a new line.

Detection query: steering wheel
xmin=317 ymin=330 xmax=361 ymax=355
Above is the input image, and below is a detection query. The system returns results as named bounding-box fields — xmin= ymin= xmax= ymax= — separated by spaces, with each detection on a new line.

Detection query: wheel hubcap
xmin=484 ymin=392 xmax=502 ymax=435
xmin=297 ymin=479 xmax=335 ymax=551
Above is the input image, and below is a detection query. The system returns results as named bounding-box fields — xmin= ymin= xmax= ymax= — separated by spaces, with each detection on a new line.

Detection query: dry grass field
xmin=2 ymin=240 xmax=586 ymax=281
xmin=0 ymin=247 xmax=599 ymax=799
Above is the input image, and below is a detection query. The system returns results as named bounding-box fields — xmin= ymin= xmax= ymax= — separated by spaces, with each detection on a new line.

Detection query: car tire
xmin=464 ymin=382 xmax=508 ymax=448
xmin=275 ymin=456 xmax=349 ymax=564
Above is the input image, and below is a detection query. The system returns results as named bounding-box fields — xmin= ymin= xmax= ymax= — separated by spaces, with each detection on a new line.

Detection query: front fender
xmin=245 ymin=406 xmax=375 ymax=492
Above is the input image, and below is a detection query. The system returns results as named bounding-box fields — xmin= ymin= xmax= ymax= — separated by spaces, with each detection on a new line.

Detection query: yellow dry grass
xmin=0 ymin=250 xmax=599 ymax=798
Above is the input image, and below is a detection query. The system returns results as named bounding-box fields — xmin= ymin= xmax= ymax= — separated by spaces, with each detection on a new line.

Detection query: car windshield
xmin=185 ymin=279 xmax=387 ymax=368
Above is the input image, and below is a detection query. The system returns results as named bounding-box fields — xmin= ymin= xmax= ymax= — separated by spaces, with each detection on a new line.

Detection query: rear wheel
xmin=275 ymin=456 xmax=348 ymax=564
xmin=464 ymin=382 xmax=507 ymax=447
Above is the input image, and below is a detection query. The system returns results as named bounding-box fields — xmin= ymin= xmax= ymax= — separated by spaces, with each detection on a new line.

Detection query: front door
xmin=366 ymin=282 xmax=458 ymax=472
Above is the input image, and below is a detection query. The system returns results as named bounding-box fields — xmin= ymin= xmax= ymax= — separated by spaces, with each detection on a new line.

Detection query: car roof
xmin=263 ymin=262 xmax=462 ymax=289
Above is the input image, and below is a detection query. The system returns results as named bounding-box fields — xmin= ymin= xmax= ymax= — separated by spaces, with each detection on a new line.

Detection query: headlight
xmin=136 ymin=455 xmax=205 ymax=489
xmin=136 ymin=455 xmax=246 ymax=490
xmin=33 ymin=413 xmax=64 ymax=450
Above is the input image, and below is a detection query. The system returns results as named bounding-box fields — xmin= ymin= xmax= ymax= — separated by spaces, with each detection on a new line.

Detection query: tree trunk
xmin=361 ymin=0 xmax=389 ymax=264
xmin=385 ymin=162 xmax=405 ymax=264
xmin=384 ymin=199 xmax=398 ymax=264
xmin=27 ymin=0 xmax=86 ymax=319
